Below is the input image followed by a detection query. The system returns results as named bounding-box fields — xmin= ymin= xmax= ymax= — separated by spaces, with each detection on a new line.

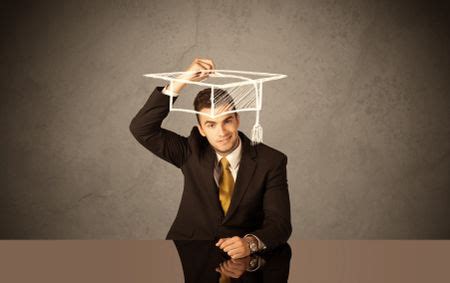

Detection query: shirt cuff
xmin=244 ymin=234 xmax=267 ymax=252
xmin=161 ymin=84 xmax=179 ymax=97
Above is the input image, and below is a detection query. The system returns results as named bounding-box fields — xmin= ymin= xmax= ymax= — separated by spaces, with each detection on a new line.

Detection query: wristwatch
xmin=244 ymin=236 xmax=259 ymax=254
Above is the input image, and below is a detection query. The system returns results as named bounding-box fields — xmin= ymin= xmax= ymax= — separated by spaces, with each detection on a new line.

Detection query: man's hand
xmin=166 ymin=58 xmax=216 ymax=94
xmin=216 ymin=236 xmax=251 ymax=259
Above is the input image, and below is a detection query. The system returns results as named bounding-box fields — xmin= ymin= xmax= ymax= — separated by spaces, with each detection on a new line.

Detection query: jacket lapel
xmin=199 ymin=141 xmax=223 ymax=215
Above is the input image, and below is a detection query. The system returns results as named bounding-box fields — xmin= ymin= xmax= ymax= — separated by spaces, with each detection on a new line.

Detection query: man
xmin=129 ymin=58 xmax=291 ymax=259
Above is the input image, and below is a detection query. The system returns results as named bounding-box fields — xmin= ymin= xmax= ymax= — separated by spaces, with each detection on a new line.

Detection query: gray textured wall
xmin=1 ymin=0 xmax=449 ymax=239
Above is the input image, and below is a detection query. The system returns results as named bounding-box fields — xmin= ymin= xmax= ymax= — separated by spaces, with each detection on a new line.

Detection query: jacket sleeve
xmin=129 ymin=86 xmax=190 ymax=168
xmin=251 ymin=154 xmax=292 ymax=251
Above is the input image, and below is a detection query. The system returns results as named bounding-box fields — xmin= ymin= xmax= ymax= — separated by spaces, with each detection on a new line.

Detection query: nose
xmin=217 ymin=124 xmax=227 ymax=137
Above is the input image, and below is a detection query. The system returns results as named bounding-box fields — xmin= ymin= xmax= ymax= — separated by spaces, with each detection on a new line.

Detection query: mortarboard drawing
xmin=143 ymin=69 xmax=287 ymax=145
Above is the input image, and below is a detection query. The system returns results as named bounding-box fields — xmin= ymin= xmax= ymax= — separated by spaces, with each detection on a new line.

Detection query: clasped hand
xmin=216 ymin=236 xmax=251 ymax=259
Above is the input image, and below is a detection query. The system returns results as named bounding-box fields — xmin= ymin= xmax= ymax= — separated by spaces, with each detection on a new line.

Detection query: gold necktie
xmin=219 ymin=157 xmax=234 ymax=215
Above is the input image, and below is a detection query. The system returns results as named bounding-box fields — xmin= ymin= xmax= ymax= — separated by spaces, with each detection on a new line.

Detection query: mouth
xmin=217 ymin=136 xmax=231 ymax=144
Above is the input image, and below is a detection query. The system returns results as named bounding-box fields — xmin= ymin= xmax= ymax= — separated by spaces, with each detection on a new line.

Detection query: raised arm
xmin=130 ymin=86 xmax=192 ymax=168
xmin=129 ymin=58 xmax=216 ymax=168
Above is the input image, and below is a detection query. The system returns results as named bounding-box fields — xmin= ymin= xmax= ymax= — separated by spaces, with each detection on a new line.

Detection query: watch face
xmin=250 ymin=242 xmax=258 ymax=252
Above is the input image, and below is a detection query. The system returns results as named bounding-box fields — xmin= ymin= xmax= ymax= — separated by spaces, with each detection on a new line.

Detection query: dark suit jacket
xmin=129 ymin=86 xmax=292 ymax=250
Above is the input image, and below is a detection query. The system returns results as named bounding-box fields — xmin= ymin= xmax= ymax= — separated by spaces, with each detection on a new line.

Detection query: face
xmin=197 ymin=107 xmax=240 ymax=156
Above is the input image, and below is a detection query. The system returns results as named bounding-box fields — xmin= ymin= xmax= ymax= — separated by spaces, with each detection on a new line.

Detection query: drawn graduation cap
xmin=143 ymin=70 xmax=287 ymax=145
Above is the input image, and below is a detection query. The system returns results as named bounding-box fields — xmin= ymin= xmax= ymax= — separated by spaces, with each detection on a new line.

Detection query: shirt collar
xmin=215 ymin=136 xmax=242 ymax=170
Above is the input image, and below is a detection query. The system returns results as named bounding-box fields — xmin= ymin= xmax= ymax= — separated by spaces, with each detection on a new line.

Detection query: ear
xmin=236 ymin=113 xmax=240 ymax=128
xmin=197 ymin=124 xmax=206 ymax=137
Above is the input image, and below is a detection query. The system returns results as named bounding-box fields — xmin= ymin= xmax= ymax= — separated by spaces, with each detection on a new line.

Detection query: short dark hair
xmin=193 ymin=88 xmax=237 ymax=124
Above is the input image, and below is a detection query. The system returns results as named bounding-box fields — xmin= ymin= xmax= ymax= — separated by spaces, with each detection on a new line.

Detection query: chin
xmin=216 ymin=145 xmax=231 ymax=153
xmin=217 ymin=139 xmax=236 ymax=153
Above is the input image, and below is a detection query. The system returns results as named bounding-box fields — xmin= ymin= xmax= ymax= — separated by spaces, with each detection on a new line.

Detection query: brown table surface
xmin=1 ymin=240 xmax=449 ymax=282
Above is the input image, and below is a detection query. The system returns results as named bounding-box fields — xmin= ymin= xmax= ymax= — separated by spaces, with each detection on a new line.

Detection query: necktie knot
xmin=220 ymin=157 xmax=230 ymax=169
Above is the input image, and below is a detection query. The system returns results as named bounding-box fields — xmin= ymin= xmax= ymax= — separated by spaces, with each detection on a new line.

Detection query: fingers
xmin=216 ymin=237 xmax=249 ymax=259
xmin=228 ymin=248 xmax=246 ymax=259
xmin=196 ymin=61 xmax=214 ymax=78
xmin=216 ymin=237 xmax=227 ymax=247
xmin=216 ymin=238 xmax=234 ymax=249
xmin=223 ymin=242 xmax=241 ymax=253
xmin=217 ymin=236 xmax=239 ymax=250
xmin=185 ymin=58 xmax=215 ymax=80
xmin=195 ymin=58 xmax=215 ymax=71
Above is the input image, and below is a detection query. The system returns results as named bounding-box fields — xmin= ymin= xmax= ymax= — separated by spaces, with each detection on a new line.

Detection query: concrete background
xmin=1 ymin=0 xmax=449 ymax=239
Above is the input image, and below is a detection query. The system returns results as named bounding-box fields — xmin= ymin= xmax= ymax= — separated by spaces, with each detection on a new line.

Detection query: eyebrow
xmin=203 ymin=116 xmax=233 ymax=125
